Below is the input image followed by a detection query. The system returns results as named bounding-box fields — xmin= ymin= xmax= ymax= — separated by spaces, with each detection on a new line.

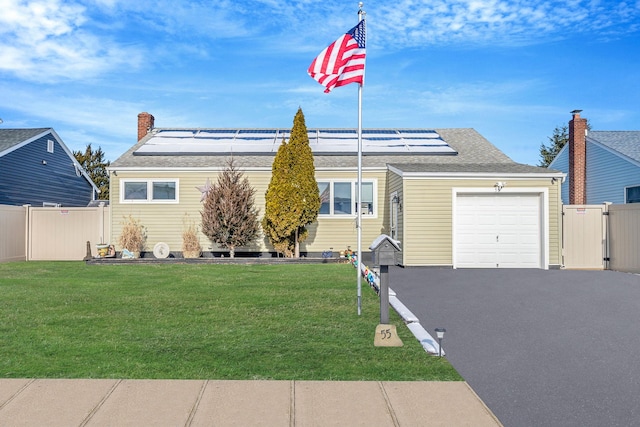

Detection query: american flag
xmin=308 ymin=20 xmax=366 ymax=93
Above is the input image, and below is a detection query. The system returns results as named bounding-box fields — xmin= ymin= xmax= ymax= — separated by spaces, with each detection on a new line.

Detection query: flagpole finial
xmin=358 ymin=2 xmax=365 ymax=19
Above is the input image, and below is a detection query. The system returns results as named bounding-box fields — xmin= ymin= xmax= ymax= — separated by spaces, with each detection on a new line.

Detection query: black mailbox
xmin=369 ymin=234 xmax=401 ymax=266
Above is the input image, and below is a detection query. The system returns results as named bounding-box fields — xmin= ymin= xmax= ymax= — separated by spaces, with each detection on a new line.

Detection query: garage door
xmin=455 ymin=194 xmax=541 ymax=268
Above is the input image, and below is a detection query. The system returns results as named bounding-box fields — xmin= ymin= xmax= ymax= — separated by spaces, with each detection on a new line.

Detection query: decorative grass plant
xmin=182 ymin=218 xmax=202 ymax=258
xmin=118 ymin=215 xmax=146 ymax=257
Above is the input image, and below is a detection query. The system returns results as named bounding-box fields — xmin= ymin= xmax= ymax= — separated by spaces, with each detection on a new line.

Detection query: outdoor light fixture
xmin=494 ymin=182 xmax=505 ymax=192
xmin=434 ymin=328 xmax=446 ymax=357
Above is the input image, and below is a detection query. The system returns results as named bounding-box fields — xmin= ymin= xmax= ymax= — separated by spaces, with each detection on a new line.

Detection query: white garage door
xmin=455 ymin=194 xmax=541 ymax=268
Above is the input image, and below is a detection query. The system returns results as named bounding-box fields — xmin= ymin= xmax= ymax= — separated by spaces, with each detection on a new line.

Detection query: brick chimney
xmin=568 ymin=110 xmax=587 ymax=205
xmin=137 ymin=112 xmax=155 ymax=141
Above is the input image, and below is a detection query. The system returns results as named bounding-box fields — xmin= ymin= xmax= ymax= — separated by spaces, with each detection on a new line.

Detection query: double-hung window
xmin=318 ymin=180 xmax=376 ymax=217
xmin=121 ymin=179 xmax=179 ymax=203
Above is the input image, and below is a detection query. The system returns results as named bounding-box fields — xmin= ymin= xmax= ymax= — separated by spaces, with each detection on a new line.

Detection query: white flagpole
xmin=357 ymin=2 xmax=365 ymax=316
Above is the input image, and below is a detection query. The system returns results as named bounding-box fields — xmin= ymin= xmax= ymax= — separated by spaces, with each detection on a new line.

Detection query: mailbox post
xmin=370 ymin=235 xmax=403 ymax=347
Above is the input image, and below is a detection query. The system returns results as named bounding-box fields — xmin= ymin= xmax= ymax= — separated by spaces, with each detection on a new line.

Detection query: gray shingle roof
xmin=111 ymin=128 xmax=521 ymax=171
xmin=0 ymin=128 xmax=50 ymax=154
xmin=588 ymin=131 xmax=640 ymax=163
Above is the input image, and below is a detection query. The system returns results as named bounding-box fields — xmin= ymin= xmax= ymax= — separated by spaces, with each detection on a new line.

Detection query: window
xmin=626 ymin=185 xmax=640 ymax=203
xmin=121 ymin=179 xmax=178 ymax=203
xmin=47 ymin=139 xmax=54 ymax=153
xmin=317 ymin=180 xmax=376 ymax=217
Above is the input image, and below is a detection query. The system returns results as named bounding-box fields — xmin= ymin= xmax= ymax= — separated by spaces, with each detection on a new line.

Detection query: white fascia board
xmin=0 ymin=129 xmax=51 ymax=158
xmin=107 ymin=166 xmax=275 ymax=173
xmin=108 ymin=166 xmax=389 ymax=173
xmin=314 ymin=166 xmax=387 ymax=172
xmin=391 ymin=171 xmax=566 ymax=180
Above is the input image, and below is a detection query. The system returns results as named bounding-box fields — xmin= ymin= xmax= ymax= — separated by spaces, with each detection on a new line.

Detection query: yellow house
xmin=108 ymin=113 xmax=564 ymax=268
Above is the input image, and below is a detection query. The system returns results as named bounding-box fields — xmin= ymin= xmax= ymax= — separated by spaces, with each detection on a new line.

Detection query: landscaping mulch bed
xmin=86 ymin=256 xmax=351 ymax=265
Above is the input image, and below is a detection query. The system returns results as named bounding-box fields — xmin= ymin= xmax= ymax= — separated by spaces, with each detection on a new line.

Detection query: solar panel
xmin=134 ymin=128 xmax=457 ymax=156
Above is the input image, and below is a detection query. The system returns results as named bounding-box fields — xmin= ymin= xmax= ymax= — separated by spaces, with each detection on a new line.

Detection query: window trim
xmin=120 ymin=179 xmax=179 ymax=204
xmin=317 ymin=179 xmax=377 ymax=218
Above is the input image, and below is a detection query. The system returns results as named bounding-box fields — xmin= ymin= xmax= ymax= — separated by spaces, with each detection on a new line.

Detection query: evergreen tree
xmin=262 ymin=139 xmax=297 ymax=257
xmin=73 ymin=144 xmax=110 ymax=200
xmin=201 ymin=158 xmax=260 ymax=258
xmin=539 ymin=121 xmax=590 ymax=167
xmin=263 ymin=108 xmax=320 ymax=257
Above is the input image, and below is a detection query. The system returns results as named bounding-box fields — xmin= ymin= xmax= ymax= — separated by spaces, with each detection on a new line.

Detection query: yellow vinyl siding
xmin=401 ymin=178 xmax=562 ymax=267
xmin=110 ymin=169 xmax=388 ymax=255
xmin=111 ymin=171 xmax=272 ymax=253
xmin=110 ymin=169 xmax=562 ymax=266
xmin=402 ymin=180 xmax=452 ymax=266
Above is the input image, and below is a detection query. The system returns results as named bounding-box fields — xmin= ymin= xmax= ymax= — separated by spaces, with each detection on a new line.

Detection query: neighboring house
xmin=550 ymin=110 xmax=640 ymax=205
xmin=108 ymin=112 xmax=564 ymax=268
xmin=0 ymin=128 xmax=99 ymax=207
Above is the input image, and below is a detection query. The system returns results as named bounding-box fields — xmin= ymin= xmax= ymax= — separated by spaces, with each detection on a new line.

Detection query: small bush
xmin=118 ymin=215 xmax=146 ymax=254
xmin=182 ymin=217 xmax=202 ymax=258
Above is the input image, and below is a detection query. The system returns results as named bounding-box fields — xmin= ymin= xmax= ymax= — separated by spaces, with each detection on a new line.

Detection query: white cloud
xmin=0 ymin=0 xmax=143 ymax=82
xmin=372 ymin=0 xmax=640 ymax=47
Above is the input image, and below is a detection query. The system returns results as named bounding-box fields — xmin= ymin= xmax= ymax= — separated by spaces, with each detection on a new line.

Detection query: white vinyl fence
xmin=608 ymin=204 xmax=640 ymax=274
xmin=562 ymin=203 xmax=640 ymax=273
xmin=1 ymin=204 xmax=110 ymax=262
xmin=0 ymin=205 xmax=27 ymax=262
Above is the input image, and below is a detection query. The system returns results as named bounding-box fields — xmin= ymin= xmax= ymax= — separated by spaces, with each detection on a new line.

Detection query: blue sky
xmin=1 ymin=0 xmax=639 ymax=165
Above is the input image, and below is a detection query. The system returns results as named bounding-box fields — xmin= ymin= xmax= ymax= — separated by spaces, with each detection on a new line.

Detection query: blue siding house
xmin=0 ymin=128 xmax=99 ymax=206
xmin=550 ymin=112 xmax=640 ymax=205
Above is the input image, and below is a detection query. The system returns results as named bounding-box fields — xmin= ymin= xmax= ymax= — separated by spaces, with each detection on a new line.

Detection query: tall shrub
xmin=201 ymin=158 xmax=260 ymax=258
xmin=262 ymin=138 xmax=297 ymax=257
xmin=263 ymin=108 xmax=320 ymax=257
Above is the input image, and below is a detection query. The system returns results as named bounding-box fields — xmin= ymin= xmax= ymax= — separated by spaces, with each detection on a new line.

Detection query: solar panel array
xmin=134 ymin=128 xmax=457 ymax=156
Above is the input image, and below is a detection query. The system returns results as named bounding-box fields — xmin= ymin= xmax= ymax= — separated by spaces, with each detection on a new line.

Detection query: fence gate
xmin=562 ymin=205 xmax=607 ymax=269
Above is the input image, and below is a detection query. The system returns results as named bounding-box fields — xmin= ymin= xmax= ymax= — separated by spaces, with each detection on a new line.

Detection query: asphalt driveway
xmin=388 ymin=268 xmax=640 ymax=427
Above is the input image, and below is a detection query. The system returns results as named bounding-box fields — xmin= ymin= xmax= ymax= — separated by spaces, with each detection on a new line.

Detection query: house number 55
xmin=380 ymin=328 xmax=392 ymax=339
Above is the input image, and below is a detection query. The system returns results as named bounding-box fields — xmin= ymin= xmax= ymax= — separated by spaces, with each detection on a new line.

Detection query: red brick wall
xmin=569 ymin=111 xmax=587 ymax=204
xmin=137 ymin=112 xmax=155 ymax=141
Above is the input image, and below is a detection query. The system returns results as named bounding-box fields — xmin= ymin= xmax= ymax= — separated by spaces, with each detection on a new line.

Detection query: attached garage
xmin=454 ymin=192 xmax=546 ymax=268
xmin=388 ymin=161 xmax=562 ymax=269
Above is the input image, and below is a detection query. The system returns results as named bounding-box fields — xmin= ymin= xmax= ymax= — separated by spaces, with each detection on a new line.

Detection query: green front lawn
xmin=0 ymin=262 xmax=461 ymax=381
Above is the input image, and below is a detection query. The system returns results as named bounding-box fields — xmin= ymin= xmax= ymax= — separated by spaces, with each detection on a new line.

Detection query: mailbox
xmin=369 ymin=234 xmax=401 ymax=267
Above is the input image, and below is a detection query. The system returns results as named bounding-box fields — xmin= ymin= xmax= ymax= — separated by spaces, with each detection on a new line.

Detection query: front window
xmin=121 ymin=179 xmax=179 ymax=203
xmin=152 ymin=181 xmax=176 ymax=200
xmin=317 ymin=180 xmax=376 ymax=217
xmin=124 ymin=182 xmax=147 ymax=200
xmin=334 ymin=182 xmax=352 ymax=214
xmin=356 ymin=182 xmax=374 ymax=215
xmin=319 ymin=182 xmax=330 ymax=214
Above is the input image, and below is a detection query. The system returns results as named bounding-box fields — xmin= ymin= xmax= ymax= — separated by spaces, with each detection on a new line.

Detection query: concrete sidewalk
xmin=0 ymin=379 xmax=501 ymax=426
